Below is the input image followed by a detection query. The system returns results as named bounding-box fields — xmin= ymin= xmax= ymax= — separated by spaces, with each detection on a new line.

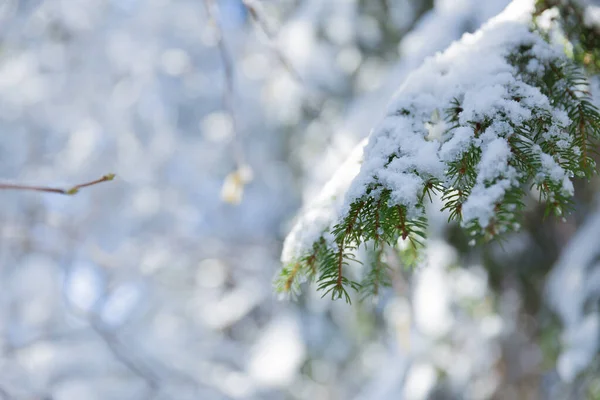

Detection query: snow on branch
xmin=277 ymin=0 xmax=600 ymax=302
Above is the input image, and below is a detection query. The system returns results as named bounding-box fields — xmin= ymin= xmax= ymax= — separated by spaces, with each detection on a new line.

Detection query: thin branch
xmin=241 ymin=0 xmax=334 ymax=107
xmin=241 ymin=0 xmax=305 ymax=85
xmin=0 ymin=173 xmax=115 ymax=195
xmin=202 ymin=0 xmax=246 ymax=168
xmin=336 ymin=236 xmax=345 ymax=290
xmin=284 ymin=262 xmax=300 ymax=292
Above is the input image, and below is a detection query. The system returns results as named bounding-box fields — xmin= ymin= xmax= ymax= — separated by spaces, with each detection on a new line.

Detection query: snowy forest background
xmin=0 ymin=0 xmax=599 ymax=399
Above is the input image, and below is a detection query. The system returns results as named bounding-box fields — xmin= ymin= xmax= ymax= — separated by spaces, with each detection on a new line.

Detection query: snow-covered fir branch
xmin=278 ymin=0 xmax=600 ymax=302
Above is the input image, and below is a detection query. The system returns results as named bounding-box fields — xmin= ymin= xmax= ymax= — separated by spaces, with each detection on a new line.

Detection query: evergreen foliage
xmin=277 ymin=1 xmax=600 ymax=303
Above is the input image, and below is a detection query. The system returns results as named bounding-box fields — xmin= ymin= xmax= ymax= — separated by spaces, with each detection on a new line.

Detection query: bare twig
xmin=0 ymin=173 xmax=116 ymax=195
xmin=241 ymin=0 xmax=329 ymax=124
xmin=241 ymin=0 xmax=305 ymax=84
xmin=202 ymin=0 xmax=245 ymax=168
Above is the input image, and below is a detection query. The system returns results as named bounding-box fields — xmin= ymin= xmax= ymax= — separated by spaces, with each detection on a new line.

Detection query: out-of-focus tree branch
xmin=241 ymin=0 xmax=305 ymax=85
xmin=202 ymin=0 xmax=244 ymax=167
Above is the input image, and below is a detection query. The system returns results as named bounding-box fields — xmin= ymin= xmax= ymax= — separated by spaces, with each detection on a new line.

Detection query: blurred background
xmin=0 ymin=0 xmax=599 ymax=399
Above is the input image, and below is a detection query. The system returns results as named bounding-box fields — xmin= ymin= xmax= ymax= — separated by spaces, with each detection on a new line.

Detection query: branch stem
xmin=0 ymin=173 xmax=115 ymax=195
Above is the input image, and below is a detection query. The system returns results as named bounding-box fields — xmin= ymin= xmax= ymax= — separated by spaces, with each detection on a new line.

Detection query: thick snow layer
xmin=281 ymin=139 xmax=367 ymax=263
xmin=304 ymin=0 xmax=512 ymax=201
xmin=344 ymin=0 xmax=563 ymax=224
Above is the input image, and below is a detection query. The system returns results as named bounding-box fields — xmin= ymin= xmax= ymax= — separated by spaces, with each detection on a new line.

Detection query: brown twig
xmin=0 ymin=173 xmax=116 ymax=195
